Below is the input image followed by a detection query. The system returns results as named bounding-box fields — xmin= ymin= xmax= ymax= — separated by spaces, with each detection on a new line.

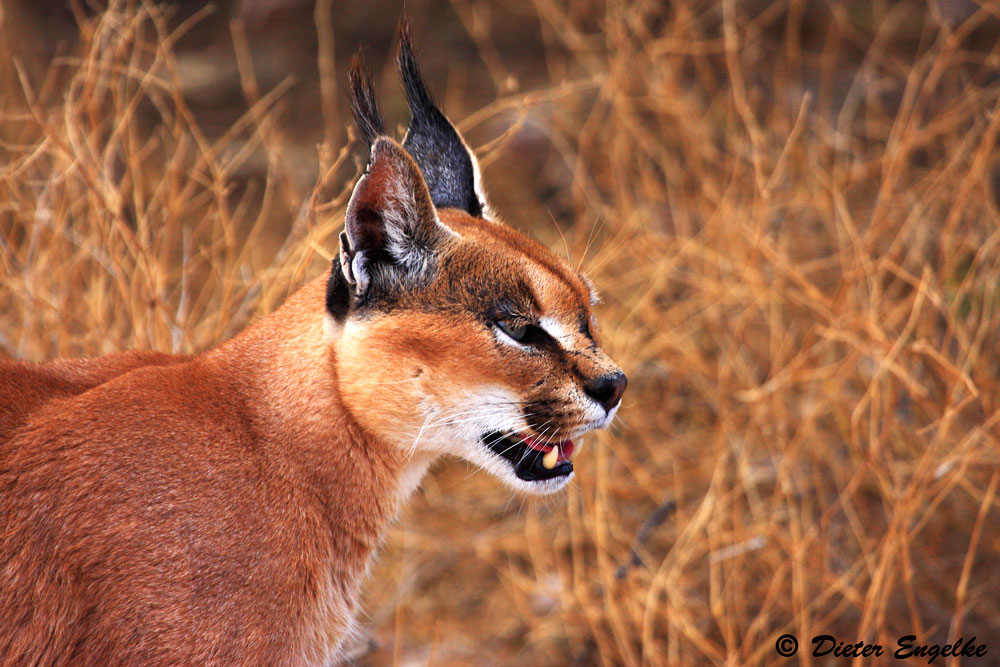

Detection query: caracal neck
xmin=205 ymin=275 xmax=435 ymax=517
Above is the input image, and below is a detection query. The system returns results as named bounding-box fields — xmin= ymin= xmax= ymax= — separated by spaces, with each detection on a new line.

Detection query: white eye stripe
xmin=538 ymin=317 xmax=574 ymax=345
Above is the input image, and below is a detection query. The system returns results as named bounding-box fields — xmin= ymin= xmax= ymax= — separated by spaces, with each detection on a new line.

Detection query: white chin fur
xmin=410 ymin=388 xmax=575 ymax=496
xmin=599 ymin=401 xmax=620 ymax=428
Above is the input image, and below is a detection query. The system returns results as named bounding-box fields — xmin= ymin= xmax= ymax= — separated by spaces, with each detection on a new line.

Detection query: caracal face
xmin=334 ymin=204 xmax=625 ymax=495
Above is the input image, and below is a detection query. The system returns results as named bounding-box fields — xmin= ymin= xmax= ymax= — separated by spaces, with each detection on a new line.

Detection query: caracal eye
xmin=496 ymin=319 xmax=528 ymax=342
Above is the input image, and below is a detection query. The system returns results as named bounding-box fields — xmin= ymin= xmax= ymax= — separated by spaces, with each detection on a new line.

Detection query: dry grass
xmin=3 ymin=1 xmax=1000 ymax=665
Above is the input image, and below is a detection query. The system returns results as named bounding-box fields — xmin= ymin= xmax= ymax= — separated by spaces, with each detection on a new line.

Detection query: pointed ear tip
xmin=397 ymin=15 xmax=415 ymax=60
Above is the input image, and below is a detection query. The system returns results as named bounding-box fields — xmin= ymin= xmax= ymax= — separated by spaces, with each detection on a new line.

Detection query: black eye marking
xmin=578 ymin=313 xmax=600 ymax=348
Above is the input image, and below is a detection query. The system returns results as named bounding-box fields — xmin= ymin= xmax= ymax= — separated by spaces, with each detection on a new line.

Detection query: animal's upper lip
xmin=480 ymin=432 xmax=574 ymax=481
xmin=521 ymin=435 xmax=576 ymax=459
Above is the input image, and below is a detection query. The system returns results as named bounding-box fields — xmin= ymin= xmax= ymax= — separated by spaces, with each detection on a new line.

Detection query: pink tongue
xmin=524 ymin=436 xmax=576 ymax=461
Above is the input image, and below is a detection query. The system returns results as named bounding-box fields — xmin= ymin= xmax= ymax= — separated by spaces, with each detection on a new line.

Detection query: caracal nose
xmin=584 ymin=370 xmax=627 ymax=413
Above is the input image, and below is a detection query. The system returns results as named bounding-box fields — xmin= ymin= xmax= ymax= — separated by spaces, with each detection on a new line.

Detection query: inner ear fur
xmin=337 ymin=137 xmax=450 ymax=303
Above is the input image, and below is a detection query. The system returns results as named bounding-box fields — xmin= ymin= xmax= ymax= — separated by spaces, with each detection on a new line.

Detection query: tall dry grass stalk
xmin=2 ymin=1 xmax=999 ymax=664
xmin=0 ymin=2 xmax=349 ymax=360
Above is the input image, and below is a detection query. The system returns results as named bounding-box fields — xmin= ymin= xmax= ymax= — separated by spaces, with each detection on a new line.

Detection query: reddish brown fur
xmin=1 ymin=351 xmax=185 ymax=442
xmin=441 ymin=210 xmax=593 ymax=309
xmin=0 ymin=135 xmax=623 ymax=664
xmin=1 ymin=279 xmax=409 ymax=664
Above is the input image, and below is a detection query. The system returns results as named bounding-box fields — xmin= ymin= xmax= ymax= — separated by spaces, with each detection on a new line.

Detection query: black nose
xmin=584 ymin=371 xmax=627 ymax=413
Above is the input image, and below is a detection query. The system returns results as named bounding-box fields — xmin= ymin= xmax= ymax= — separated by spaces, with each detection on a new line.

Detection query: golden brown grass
xmin=2 ymin=1 xmax=1000 ymax=665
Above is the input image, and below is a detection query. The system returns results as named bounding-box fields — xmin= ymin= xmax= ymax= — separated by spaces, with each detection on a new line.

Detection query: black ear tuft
xmin=349 ymin=51 xmax=387 ymax=148
xmin=397 ymin=18 xmax=485 ymax=218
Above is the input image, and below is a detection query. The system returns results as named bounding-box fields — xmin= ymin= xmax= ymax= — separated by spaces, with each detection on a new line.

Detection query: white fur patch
xmin=408 ymin=387 xmax=571 ymax=496
xmin=538 ymin=316 xmax=574 ymax=345
xmin=458 ymin=135 xmax=494 ymax=220
xmin=323 ymin=313 xmax=343 ymax=340
xmin=394 ymin=451 xmax=437 ymax=509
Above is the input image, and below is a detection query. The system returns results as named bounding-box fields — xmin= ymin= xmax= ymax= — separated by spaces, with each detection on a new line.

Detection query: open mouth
xmin=480 ymin=432 xmax=575 ymax=481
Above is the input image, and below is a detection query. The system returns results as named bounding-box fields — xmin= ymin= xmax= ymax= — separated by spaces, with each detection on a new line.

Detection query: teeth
xmin=542 ymin=446 xmax=560 ymax=469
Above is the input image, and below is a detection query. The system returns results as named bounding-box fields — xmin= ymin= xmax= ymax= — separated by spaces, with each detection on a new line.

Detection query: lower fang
xmin=542 ymin=446 xmax=559 ymax=469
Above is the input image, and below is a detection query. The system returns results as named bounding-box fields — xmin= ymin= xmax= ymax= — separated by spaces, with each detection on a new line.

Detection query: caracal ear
xmin=336 ymin=137 xmax=451 ymax=305
xmin=397 ymin=17 xmax=493 ymax=219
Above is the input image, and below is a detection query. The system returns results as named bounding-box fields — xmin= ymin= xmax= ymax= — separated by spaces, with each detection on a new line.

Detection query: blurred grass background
xmin=2 ymin=0 xmax=1000 ymax=664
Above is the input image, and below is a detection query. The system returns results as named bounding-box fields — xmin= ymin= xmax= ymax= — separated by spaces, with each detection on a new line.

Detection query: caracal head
xmin=326 ymin=27 xmax=625 ymax=495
